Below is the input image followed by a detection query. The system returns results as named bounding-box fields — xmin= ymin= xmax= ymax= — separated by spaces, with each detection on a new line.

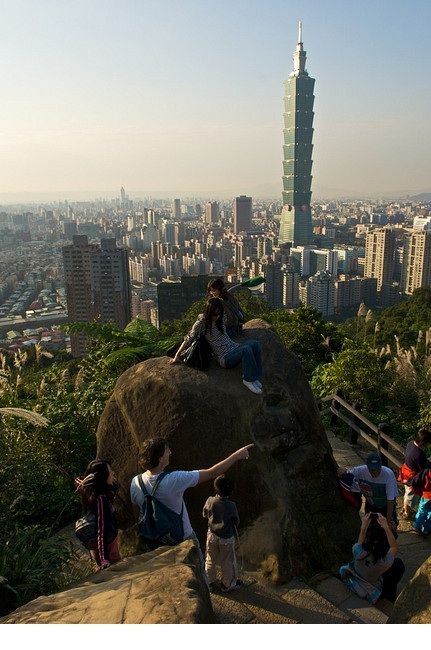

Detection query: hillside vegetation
xmin=1 ymin=288 xmax=431 ymax=611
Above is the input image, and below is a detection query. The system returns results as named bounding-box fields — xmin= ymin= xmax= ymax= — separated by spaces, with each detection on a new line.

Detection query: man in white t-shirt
xmin=130 ymin=437 xmax=253 ymax=554
xmin=337 ymin=453 xmax=399 ymax=531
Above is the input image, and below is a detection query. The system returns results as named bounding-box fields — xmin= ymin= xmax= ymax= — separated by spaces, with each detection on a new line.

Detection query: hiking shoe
xmin=254 ymin=380 xmax=262 ymax=390
xmin=243 ymin=379 xmax=262 ymax=394
xmin=221 ymin=580 xmax=244 ymax=593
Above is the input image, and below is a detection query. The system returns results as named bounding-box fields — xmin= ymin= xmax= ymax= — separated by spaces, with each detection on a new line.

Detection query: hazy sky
xmin=1 ymin=0 xmax=430 ymax=200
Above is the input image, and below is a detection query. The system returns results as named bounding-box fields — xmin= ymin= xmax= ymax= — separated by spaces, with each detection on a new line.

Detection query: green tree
xmin=311 ymin=340 xmax=391 ymax=413
xmin=270 ymin=306 xmax=343 ymax=378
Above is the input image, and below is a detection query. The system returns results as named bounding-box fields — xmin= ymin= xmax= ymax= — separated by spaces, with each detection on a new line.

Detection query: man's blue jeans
xmin=224 ymin=340 xmax=262 ymax=382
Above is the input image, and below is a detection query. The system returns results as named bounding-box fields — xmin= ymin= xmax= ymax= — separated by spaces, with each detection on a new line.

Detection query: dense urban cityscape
xmin=1 ymin=191 xmax=431 ymax=356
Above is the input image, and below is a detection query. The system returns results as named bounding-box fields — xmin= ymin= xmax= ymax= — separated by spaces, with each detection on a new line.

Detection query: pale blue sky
xmin=0 ymin=0 xmax=430 ymax=200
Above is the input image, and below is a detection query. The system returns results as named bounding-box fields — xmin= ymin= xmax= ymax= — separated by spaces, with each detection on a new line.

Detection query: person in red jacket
xmin=398 ymin=429 xmax=431 ymax=519
xmin=411 ymin=468 xmax=431 ymax=536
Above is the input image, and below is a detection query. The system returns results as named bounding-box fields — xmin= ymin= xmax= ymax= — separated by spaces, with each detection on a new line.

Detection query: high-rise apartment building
xmin=63 ymin=221 xmax=78 ymax=238
xmin=279 ymin=23 xmax=314 ymax=247
xmin=413 ymin=216 xmax=431 ymax=231
xmin=205 ymin=201 xmax=219 ymax=225
xmin=173 ymin=199 xmax=181 ymax=220
xmin=157 ymin=275 xmax=212 ymax=324
xmin=300 ymin=270 xmax=335 ymax=317
xmin=257 ymin=237 xmax=273 ymax=259
xmin=402 ymin=231 xmax=431 ymax=295
xmin=260 ymin=259 xmax=283 ymax=307
xmin=162 ymin=221 xmax=179 ymax=245
xmin=63 ymin=235 xmax=131 ymax=356
xmin=282 ymin=265 xmax=300 ymax=308
xmin=129 ymin=254 xmax=150 ymax=284
xmin=233 ymin=196 xmax=252 ymax=234
xmin=333 ymin=275 xmax=377 ymax=310
xmin=364 ymin=228 xmax=396 ymax=291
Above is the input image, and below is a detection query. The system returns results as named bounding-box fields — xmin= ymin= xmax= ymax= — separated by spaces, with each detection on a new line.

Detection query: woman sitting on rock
xmin=207 ymin=278 xmax=245 ymax=337
xmin=170 ymin=297 xmax=263 ymax=395
xmin=75 ymin=460 xmax=121 ymax=570
xmin=339 ymin=512 xmax=405 ymax=604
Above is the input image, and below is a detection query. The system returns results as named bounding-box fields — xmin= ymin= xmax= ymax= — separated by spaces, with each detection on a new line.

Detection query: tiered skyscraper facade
xmin=279 ymin=23 xmax=314 ymax=247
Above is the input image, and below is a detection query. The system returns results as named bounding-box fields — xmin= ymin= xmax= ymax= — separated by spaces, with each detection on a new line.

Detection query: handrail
xmin=320 ymin=393 xmax=405 ymax=469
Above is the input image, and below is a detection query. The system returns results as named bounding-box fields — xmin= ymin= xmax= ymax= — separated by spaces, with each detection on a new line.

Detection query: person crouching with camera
xmin=339 ymin=512 xmax=405 ymax=604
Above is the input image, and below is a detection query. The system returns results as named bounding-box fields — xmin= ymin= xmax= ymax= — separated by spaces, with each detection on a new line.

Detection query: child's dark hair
xmin=214 ymin=474 xmax=233 ymax=497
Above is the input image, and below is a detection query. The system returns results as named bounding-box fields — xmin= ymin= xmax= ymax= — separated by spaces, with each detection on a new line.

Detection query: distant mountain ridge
xmin=409 ymin=193 xmax=431 ymax=201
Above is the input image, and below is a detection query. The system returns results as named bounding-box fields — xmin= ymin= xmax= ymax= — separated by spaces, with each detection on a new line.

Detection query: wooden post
xmin=330 ymin=389 xmax=342 ymax=427
xmin=378 ymin=423 xmax=390 ymax=466
xmin=349 ymin=402 xmax=361 ymax=445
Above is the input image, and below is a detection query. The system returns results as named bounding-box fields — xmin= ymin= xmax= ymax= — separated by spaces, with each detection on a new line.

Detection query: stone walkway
xmin=326 ymin=429 xmax=431 ymax=593
xmin=211 ymin=430 xmax=430 ymax=624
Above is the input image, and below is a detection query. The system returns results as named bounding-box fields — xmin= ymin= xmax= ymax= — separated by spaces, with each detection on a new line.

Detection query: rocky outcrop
xmin=1 ymin=541 xmax=215 ymax=624
xmin=97 ymin=319 xmax=359 ymax=578
xmin=388 ymin=555 xmax=431 ymax=624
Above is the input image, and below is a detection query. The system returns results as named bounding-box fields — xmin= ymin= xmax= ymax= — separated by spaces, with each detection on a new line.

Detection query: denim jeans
xmin=224 ymin=340 xmax=262 ymax=382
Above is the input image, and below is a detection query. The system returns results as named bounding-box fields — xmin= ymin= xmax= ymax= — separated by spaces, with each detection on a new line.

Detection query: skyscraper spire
xmin=292 ymin=20 xmax=307 ymax=77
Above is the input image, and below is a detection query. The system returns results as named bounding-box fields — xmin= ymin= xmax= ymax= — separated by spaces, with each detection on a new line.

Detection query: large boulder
xmin=1 ymin=541 xmax=214 ymax=624
xmin=388 ymin=555 xmax=431 ymax=624
xmin=97 ymin=319 xmax=359 ymax=578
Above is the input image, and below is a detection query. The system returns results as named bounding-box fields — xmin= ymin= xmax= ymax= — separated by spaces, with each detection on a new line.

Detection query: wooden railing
xmin=319 ymin=393 xmax=405 ymax=469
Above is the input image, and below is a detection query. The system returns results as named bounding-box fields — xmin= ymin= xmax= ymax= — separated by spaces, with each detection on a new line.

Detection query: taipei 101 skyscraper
xmin=279 ymin=22 xmax=314 ymax=246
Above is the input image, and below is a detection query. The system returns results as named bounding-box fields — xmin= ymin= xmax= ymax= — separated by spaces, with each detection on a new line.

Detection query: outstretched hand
xmin=235 ymin=444 xmax=254 ymax=461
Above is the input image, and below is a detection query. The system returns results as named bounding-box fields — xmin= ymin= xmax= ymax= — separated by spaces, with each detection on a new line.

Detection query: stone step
xmin=276 ymin=578 xmax=354 ymax=623
xmin=211 ymin=573 xmax=356 ymax=624
xmin=211 ymin=577 xmax=298 ymax=624
xmin=312 ymin=575 xmax=389 ymax=624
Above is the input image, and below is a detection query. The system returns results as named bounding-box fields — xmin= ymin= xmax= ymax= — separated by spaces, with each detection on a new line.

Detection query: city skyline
xmin=1 ymin=0 xmax=430 ymax=200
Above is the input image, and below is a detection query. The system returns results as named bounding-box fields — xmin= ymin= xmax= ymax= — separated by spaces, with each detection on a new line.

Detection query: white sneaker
xmin=254 ymin=380 xmax=262 ymax=390
xmin=243 ymin=379 xmax=262 ymax=395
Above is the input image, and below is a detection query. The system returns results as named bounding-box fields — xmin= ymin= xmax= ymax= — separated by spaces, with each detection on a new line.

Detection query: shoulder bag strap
xmin=151 ymin=471 xmax=167 ymax=496
xmin=136 ymin=473 xmax=148 ymax=495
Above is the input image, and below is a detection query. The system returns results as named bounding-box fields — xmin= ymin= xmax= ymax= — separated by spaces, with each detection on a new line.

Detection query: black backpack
xmin=183 ymin=335 xmax=212 ymax=370
xmin=136 ymin=473 xmax=185 ymax=550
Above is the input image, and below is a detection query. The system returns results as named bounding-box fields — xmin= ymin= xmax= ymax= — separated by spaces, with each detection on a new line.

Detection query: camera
xmin=369 ymin=512 xmax=379 ymax=522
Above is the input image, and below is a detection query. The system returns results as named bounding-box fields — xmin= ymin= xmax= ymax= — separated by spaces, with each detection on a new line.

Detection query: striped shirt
xmin=184 ymin=315 xmax=238 ymax=366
